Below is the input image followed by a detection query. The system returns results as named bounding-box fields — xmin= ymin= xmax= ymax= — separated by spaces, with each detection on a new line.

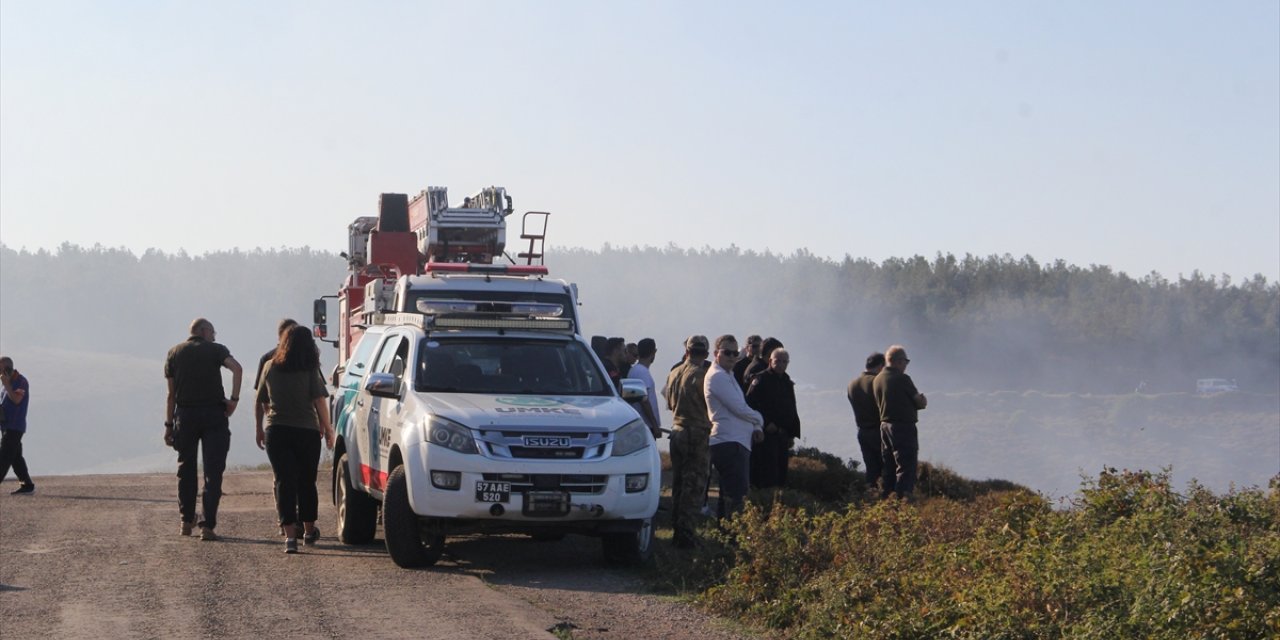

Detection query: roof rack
xmin=424 ymin=262 xmax=548 ymax=277
xmin=369 ymin=311 xmax=574 ymax=334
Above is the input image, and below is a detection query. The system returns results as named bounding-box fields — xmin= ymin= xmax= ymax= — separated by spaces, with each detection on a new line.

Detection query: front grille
xmin=477 ymin=429 xmax=610 ymax=460
xmin=482 ymin=473 xmax=608 ymax=494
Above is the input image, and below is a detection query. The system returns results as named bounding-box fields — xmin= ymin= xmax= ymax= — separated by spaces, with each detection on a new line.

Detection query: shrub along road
xmin=0 ymin=472 xmax=750 ymax=640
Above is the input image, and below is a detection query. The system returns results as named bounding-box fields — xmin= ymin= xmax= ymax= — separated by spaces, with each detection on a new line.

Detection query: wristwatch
xmin=164 ymin=421 xmax=174 ymax=428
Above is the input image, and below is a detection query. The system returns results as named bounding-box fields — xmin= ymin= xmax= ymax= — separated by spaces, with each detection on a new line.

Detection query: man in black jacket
xmin=745 ymin=348 xmax=800 ymax=489
xmin=846 ymin=352 xmax=885 ymax=494
xmin=872 ymin=345 xmax=927 ymax=500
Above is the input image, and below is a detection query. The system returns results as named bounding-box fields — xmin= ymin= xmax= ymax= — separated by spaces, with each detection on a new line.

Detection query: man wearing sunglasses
xmin=705 ymin=335 xmax=764 ymax=518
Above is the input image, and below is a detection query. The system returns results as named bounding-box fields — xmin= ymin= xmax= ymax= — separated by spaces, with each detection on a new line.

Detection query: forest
xmin=2 ymin=242 xmax=1275 ymax=393
xmin=0 ymin=242 xmax=1276 ymax=489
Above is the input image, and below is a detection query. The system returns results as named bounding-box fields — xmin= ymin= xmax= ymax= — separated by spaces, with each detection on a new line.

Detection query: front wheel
xmin=383 ymin=465 xmax=445 ymax=568
xmin=335 ymin=453 xmax=378 ymax=545
xmin=601 ymin=516 xmax=654 ymax=566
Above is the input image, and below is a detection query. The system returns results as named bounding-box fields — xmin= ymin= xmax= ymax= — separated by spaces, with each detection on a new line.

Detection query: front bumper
xmin=401 ymin=441 xmax=660 ymax=533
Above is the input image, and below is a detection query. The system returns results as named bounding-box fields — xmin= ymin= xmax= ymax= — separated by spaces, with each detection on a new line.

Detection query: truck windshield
xmin=416 ymin=338 xmax=611 ymax=396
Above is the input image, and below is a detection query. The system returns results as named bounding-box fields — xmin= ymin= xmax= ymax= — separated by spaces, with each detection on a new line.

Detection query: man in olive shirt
xmin=846 ymin=352 xmax=885 ymax=494
xmin=164 ymin=318 xmax=243 ymax=540
xmin=872 ymin=345 xmax=927 ymax=500
xmin=664 ymin=335 xmax=711 ymax=549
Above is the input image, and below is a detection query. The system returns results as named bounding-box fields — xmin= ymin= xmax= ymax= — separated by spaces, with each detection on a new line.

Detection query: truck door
xmin=355 ymin=333 xmax=408 ymax=492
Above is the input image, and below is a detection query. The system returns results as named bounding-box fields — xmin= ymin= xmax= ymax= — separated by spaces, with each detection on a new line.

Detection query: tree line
xmin=2 ymin=242 xmax=1276 ymax=393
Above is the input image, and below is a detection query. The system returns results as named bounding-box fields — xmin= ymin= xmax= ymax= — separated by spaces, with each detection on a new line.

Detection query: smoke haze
xmin=1 ymin=243 xmax=1276 ymax=496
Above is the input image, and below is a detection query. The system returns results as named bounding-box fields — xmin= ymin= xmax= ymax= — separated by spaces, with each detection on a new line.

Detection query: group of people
xmin=163 ymin=317 xmax=333 ymax=553
xmin=592 ymin=336 xmax=663 ymax=437
xmin=846 ymin=345 xmax=928 ymax=500
xmin=664 ymin=333 xmax=800 ymax=549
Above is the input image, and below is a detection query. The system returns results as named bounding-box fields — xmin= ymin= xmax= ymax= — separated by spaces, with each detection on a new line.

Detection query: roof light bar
xmin=416 ymin=299 xmax=564 ymax=317
xmin=425 ymin=262 xmax=549 ymax=276
xmin=433 ymin=317 xmax=574 ymax=332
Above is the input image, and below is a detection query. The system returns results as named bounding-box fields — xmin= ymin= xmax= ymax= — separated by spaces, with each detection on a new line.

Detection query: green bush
xmin=787 ymin=446 xmax=863 ymax=501
xmin=694 ymin=464 xmax=1280 ymax=639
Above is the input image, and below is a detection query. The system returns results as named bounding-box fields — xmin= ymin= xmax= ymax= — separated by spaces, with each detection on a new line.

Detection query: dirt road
xmin=0 ymin=472 xmax=750 ymax=640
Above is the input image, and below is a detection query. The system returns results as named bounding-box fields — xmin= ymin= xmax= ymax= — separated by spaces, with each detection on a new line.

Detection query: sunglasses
xmin=719 ymin=349 xmax=739 ymax=357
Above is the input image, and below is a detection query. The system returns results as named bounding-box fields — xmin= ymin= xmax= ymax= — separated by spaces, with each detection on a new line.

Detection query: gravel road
xmin=0 ymin=472 xmax=752 ymax=640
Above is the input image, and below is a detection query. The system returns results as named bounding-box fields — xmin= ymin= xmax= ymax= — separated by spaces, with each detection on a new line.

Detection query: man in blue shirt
xmin=0 ymin=355 xmax=34 ymax=494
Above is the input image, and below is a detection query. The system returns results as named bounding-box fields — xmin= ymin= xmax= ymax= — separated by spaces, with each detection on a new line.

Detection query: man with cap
xmin=664 ymin=335 xmax=712 ymax=548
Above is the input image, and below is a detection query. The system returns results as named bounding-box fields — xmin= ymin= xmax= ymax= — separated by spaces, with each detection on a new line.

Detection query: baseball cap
xmin=685 ymin=335 xmax=709 ymax=352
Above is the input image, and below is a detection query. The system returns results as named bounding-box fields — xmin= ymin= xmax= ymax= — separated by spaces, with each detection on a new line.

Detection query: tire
xmin=336 ymin=453 xmax=378 ymax=545
xmin=601 ymin=516 xmax=654 ymax=566
xmin=383 ymin=465 xmax=445 ymax=568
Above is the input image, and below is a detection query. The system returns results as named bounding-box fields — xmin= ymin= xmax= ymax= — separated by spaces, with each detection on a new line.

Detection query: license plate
xmin=522 ymin=490 xmax=570 ymax=517
xmin=475 ymin=481 xmax=510 ymax=503
xmin=523 ymin=435 xmax=571 ymax=448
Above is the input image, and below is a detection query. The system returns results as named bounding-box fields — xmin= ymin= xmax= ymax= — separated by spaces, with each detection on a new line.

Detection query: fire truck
xmin=313 ymin=188 xmax=659 ymax=567
xmin=314 ymin=187 xmax=577 ymax=364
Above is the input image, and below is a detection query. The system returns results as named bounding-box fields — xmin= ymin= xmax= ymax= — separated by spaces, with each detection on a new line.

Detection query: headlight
xmin=425 ymin=416 xmax=478 ymax=454
xmin=611 ymin=419 xmax=651 ymax=457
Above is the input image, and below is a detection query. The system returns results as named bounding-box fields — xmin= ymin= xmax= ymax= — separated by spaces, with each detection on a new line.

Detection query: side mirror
xmin=619 ymin=378 xmax=647 ymax=403
xmin=364 ymin=372 xmax=402 ymax=398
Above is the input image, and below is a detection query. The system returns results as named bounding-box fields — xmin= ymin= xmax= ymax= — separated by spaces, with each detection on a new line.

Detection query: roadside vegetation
xmin=649 ymin=449 xmax=1280 ymax=639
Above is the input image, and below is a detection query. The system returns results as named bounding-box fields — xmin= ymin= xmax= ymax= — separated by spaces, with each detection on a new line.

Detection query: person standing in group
xmin=164 ymin=318 xmax=243 ymax=540
xmin=629 ymin=338 xmax=662 ymax=438
xmin=665 ymin=335 xmax=712 ymax=549
xmin=741 ymin=337 xmax=784 ymax=390
xmin=746 ymin=347 xmax=800 ymax=489
xmin=255 ymin=317 xmax=297 ymax=537
xmin=624 ymin=343 xmax=639 ymax=376
xmin=601 ymin=337 xmax=626 ymax=390
xmin=733 ymin=335 xmax=762 ymax=391
xmin=872 ymin=345 xmax=927 ymax=500
xmin=847 ymin=352 xmax=886 ymax=494
xmin=706 ymin=335 xmax=764 ymax=518
xmin=0 ymin=356 xmax=35 ymax=494
xmin=255 ymin=325 xmax=334 ymax=554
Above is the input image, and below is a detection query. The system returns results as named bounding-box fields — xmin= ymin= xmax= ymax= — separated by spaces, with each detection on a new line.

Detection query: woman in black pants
xmin=255 ymin=326 xmax=334 ymax=553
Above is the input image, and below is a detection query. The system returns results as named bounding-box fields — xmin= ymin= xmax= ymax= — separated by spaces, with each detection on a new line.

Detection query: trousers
xmin=669 ymin=426 xmax=710 ymax=543
xmin=265 ymin=424 xmax=322 ymax=526
xmin=0 ymin=429 xmax=32 ymax=485
xmin=880 ymin=421 xmax=919 ymax=499
xmin=176 ymin=406 xmax=231 ymax=529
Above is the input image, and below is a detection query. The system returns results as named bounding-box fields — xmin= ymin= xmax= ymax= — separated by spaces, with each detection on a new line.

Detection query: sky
xmin=2 ymin=1 xmax=1278 ymax=282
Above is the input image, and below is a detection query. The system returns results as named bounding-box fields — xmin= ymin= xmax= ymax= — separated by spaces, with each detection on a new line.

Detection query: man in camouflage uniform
xmin=665 ymin=335 xmax=711 ymax=549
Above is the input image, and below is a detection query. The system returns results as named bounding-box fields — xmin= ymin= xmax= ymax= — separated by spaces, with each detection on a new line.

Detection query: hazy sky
xmin=2 ymin=2 xmax=1277 ymax=281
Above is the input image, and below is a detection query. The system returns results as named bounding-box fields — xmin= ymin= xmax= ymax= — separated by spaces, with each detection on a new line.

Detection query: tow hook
xmin=571 ymin=503 xmax=605 ymax=517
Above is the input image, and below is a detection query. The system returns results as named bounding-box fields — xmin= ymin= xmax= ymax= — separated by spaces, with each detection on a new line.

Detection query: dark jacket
xmin=745 ymin=369 xmax=801 ymax=439
xmin=846 ymin=371 xmax=880 ymax=429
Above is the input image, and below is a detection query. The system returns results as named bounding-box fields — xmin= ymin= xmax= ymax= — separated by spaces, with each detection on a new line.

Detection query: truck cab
xmin=330 ymin=310 xmax=659 ymax=567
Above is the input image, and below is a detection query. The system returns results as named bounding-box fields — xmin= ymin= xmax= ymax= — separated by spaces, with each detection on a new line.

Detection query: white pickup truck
xmin=329 ymin=309 xmax=660 ymax=568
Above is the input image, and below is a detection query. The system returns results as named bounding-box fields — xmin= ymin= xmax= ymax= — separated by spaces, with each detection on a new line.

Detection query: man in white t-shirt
xmin=629 ymin=338 xmax=662 ymax=437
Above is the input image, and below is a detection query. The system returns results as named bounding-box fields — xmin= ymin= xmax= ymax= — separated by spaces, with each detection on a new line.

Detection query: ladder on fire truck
xmin=409 ymin=186 xmax=549 ymax=266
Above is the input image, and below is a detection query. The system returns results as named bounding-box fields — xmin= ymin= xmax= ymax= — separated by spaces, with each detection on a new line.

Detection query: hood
xmin=416 ymin=392 xmax=641 ymax=431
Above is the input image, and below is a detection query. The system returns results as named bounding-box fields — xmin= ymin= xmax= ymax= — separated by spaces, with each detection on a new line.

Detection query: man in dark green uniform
xmin=164 ymin=318 xmax=243 ymax=540
xmin=846 ymin=352 xmax=885 ymax=494
xmin=664 ymin=335 xmax=711 ymax=548
xmin=872 ymin=345 xmax=927 ymax=500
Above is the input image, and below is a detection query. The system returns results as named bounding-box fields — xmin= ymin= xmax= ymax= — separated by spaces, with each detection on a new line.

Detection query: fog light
xmin=625 ymin=473 xmax=648 ymax=493
xmin=431 ymin=470 xmax=461 ymax=490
